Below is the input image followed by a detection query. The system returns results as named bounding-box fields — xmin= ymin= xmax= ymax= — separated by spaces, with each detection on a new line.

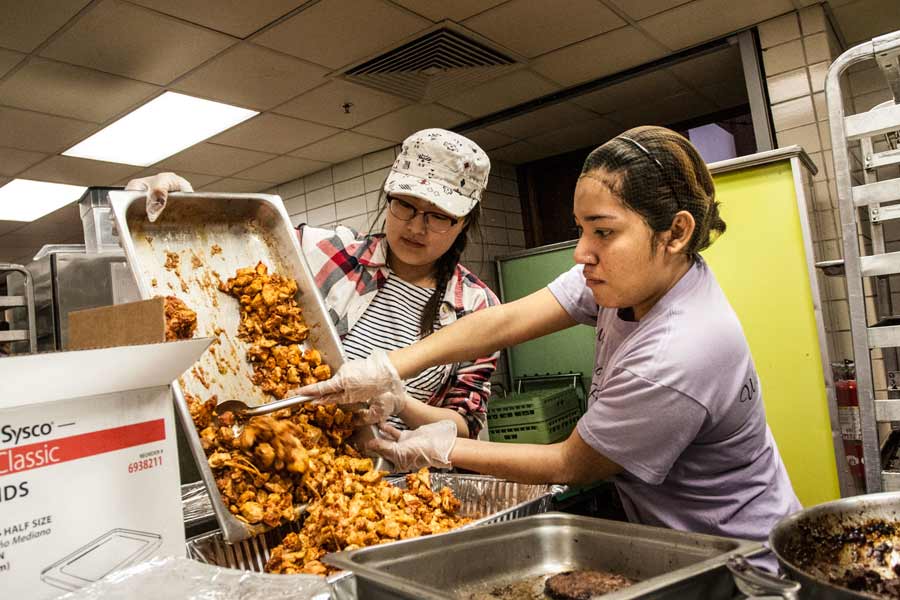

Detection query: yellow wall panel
xmin=703 ymin=161 xmax=839 ymax=506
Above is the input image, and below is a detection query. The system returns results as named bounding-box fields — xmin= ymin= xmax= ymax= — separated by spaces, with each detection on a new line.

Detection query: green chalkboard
xmin=496 ymin=241 xmax=595 ymax=394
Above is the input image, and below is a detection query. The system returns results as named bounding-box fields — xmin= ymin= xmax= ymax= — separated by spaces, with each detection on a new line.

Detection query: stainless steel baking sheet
xmin=109 ymin=191 xmax=373 ymax=543
xmin=324 ymin=512 xmax=763 ymax=600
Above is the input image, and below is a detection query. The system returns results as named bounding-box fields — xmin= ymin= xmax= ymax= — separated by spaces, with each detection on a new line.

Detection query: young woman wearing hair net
xmin=299 ymin=126 xmax=802 ymax=551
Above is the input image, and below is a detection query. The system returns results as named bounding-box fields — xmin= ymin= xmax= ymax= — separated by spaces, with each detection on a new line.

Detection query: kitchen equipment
xmin=108 ymin=190 xmax=384 ymax=543
xmin=0 ymin=263 xmax=36 ymax=354
xmin=324 ymin=512 xmax=763 ymax=600
xmin=728 ymin=490 xmax=900 ymax=598
xmin=214 ymin=393 xmax=315 ymax=418
xmin=6 ymin=247 xmax=141 ymax=352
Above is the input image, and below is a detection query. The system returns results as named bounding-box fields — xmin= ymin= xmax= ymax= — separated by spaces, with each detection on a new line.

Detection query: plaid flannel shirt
xmin=298 ymin=225 xmax=500 ymax=436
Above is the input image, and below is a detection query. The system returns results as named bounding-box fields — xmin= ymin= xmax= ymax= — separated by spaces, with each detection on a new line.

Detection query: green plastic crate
xmin=487 ymin=386 xmax=580 ymax=429
xmin=489 ymin=408 xmax=581 ymax=444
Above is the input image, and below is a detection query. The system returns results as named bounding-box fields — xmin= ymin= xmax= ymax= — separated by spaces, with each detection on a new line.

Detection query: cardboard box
xmin=68 ymin=297 xmax=167 ymax=351
xmin=0 ymin=338 xmax=209 ymax=598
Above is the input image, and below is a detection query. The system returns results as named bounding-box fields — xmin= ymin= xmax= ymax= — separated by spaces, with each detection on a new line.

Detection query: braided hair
xmin=370 ymin=190 xmax=481 ymax=338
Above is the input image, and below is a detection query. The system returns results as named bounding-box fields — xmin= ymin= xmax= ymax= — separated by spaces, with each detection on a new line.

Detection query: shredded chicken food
xmin=184 ymin=262 xmax=469 ymax=575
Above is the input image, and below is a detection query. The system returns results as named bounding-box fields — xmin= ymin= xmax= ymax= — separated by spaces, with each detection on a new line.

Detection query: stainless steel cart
xmin=827 ymin=29 xmax=900 ymax=493
xmin=0 ymin=263 xmax=36 ymax=354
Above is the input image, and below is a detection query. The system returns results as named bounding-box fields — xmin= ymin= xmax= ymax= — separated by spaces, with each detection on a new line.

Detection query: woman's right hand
xmin=297 ymin=349 xmax=405 ymax=407
xmin=124 ymin=172 xmax=193 ymax=222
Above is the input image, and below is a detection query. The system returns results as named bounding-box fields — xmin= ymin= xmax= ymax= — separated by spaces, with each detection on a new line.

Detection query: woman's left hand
xmin=124 ymin=172 xmax=194 ymax=222
xmin=365 ymin=420 xmax=457 ymax=471
xmin=353 ymin=391 xmax=407 ymax=425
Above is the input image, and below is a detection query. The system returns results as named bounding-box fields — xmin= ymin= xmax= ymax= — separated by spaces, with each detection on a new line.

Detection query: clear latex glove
xmin=124 ymin=172 xmax=193 ymax=222
xmin=296 ymin=349 xmax=404 ymax=405
xmin=353 ymin=391 xmax=407 ymax=426
xmin=365 ymin=420 xmax=457 ymax=471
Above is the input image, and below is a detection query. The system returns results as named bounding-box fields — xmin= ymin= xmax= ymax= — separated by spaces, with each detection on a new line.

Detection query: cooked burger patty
xmin=544 ymin=570 xmax=634 ymax=600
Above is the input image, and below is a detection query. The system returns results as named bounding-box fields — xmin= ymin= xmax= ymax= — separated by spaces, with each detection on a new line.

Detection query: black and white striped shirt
xmin=342 ymin=273 xmax=451 ymax=430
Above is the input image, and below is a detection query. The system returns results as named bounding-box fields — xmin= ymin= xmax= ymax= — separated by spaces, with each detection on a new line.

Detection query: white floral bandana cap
xmin=384 ymin=128 xmax=491 ymax=218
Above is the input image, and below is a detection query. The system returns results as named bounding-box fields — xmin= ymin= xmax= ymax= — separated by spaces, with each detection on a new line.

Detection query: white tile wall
xmin=760 ymin=5 xmax=898 ymax=391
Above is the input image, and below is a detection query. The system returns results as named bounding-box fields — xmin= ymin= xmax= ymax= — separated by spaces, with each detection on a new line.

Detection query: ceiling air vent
xmin=340 ymin=27 xmax=519 ymax=102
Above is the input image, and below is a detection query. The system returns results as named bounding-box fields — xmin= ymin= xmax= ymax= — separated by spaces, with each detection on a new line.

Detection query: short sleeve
xmin=576 ymin=366 xmax=708 ymax=485
xmin=547 ymin=264 xmax=599 ymax=327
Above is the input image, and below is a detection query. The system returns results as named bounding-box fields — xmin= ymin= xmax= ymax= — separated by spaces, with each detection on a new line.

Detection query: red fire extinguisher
xmin=834 ymin=360 xmax=865 ymax=491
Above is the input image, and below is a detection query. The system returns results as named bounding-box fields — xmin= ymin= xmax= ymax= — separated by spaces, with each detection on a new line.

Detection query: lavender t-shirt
xmin=548 ymin=259 xmax=801 ymax=543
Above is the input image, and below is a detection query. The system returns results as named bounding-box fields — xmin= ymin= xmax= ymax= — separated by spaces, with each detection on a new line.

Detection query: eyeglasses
xmin=387 ymin=195 xmax=459 ymax=233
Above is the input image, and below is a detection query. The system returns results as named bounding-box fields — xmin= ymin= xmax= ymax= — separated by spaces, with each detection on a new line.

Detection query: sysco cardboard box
xmin=0 ymin=338 xmax=210 ymax=598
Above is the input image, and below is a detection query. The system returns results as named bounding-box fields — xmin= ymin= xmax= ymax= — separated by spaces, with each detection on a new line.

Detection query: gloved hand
xmin=353 ymin=391 xmax=408 ymax=425
xmin=366 ymin=420 xmax=457 ymax=471
xmin=125 ymin=172 xmax=193 ymax=222
xmin=296 ymin=349 xmax=404 ymax=406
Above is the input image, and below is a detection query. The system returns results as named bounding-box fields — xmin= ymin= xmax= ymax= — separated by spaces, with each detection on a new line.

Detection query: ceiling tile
xmin=173 ymin=43 xmax=329 ymax=110
xmin=0 ymin=58 xmax=160 ymax=123
xmin=0 ymin=232 xmax=46 ymax=251
xmin=0 ymin=148 xmax=49 ymax=177
xmin=0 ymin=48 xmax=25 ymax=78
xmin=235 ymin=156 xmax=330 ymax=183
xmin=0 ymin=221 xmax=26 ymax=237
xmin=604 ymin=0 xmax=694 ymax=20
xmin=639 ymin=0 xmax=794 ymax=51
xmin=211 ymin=113 xmax=339 ymax=154
xmin=199 ymin=178 xmax=270 ymax=193
xmin=388 ymin=0 xmax=508 ymax=22
xmin=611 ymin=91 xmax=718 ymax=130
xmin=489 ymin=102 xmax=599 ymax=139
xmin=668 ymin=46 xmax=744 ymax=88
xmin=532 ymin=26 xmax=668 ymax=87
xmin=699 ymin=81 xmax=749 ymax=109
xmin=440 ymin=69 xmax=561 ymax=118
xmin=488 ymin=140 xmax=553 ymax=164
xmin=273 ymin=80 xmax=409 ymax=129
xmin=0 ymin=106 xmax=95 ymax=153
xmin=460 ymin=128 xmax=518 ymax=151
xmin=127 ymin=0 xmax=305 ymax=38
xmin=573 ymin=69 xmax=685 ymax=114
xmin=0 ymin=0 xmax=90 ymax=53
xmin=832 ymin=0 xmax=900 ymax=44
xmin=291 ymin=131 xmax=394 ymax=163
xmin=353 ymin=103 xmax=469 ymax=142
xmin=40 ymin=0 xmax=235 ymax=85
xmin=20 ymin=155 xmax=142 ymax=186
xmin=116 ymin=169 xmax=221 ymax=189
xmin=255 ymin=0 xmax=431 ymax=69
xmin=525 ymin=118 xmax=623 ymax=154
xmin=153 ymin=143 xmax=276 ymax=176
xmin=464 ymin=0 xmax=624 ymax=58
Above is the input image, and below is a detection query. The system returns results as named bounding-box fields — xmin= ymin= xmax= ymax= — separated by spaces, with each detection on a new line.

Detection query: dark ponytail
xmin=419 ymin=207 xmax=479 ymax=337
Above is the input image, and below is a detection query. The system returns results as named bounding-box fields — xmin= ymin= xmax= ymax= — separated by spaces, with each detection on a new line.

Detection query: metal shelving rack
xmin=0 ymin=263 xmax=37 ymax=354
xmin=828 ymin=30 xmax=900 ymax=493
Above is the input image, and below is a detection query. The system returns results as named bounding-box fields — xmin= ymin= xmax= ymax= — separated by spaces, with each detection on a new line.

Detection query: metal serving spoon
xmin=214 ymin=393 xmax=315 ymax=418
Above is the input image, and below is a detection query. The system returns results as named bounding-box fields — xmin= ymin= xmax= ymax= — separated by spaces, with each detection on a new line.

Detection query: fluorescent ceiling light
xmin=0 ymin=179 xmax=87 ymax=222
xmin=63 ymin=91 xmax=258 ymax=166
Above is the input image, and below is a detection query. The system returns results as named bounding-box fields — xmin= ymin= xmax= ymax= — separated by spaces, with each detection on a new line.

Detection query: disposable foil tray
xmin=186 ymin=474 xmax=563 ymax=573
xmin=325 ymin=512 xmax=764 ymax=600
xmin=182 ymin=481 xmax=214 ymax=528
xmin=109 ymin=191 xmax=385 ymax=543
xmin=41 ymin=529 xmax=162 ymax=592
